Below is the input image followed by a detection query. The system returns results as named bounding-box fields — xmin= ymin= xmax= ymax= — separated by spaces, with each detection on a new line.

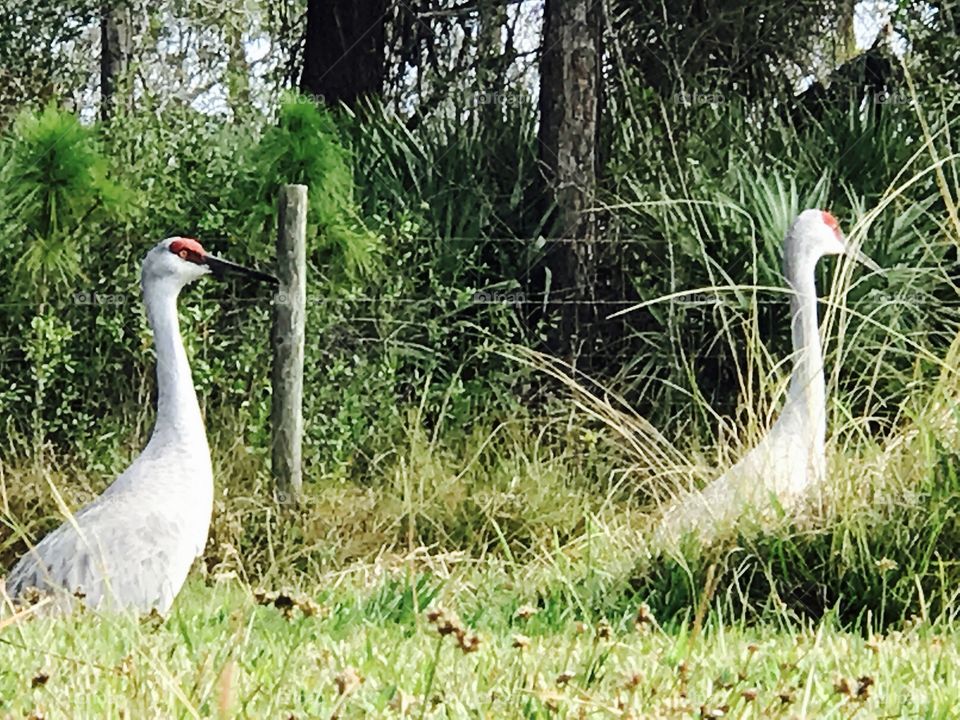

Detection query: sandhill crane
xmin=656 ymin=209 xmax=879 ymax=546
xmin=3 ymin=237 xmax=277 ymax=613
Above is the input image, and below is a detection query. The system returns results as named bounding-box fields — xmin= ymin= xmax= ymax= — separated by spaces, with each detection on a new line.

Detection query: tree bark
xmin=300 ymin=0 xmax=386 ymax=109
xmin=225 ymin=16 xmax=251 ymax=119
xmin=99 ymin=1 xmax=128 ymax=121
xmin=537 ymin=0 xmax=602 ymax=363
xmin=477 ymin=0 xmax=507 ymax=92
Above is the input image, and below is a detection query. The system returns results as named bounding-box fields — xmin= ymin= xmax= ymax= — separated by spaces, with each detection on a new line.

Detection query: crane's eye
xmin=169 ymin=237 xmax=206 ymax=263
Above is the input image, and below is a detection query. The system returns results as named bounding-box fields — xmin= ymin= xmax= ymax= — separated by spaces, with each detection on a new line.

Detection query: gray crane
xmin=656 ymin=209 xmax=879 ymax=545
xmin=4 ymin=237 xmax=276 ymax=613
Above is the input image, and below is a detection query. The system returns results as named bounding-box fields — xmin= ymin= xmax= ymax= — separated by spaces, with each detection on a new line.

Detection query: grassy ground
xmin=2 ymin=386 xmax=960 ymax=718
xmin=1 ymin=568 xmax=958 ymax=719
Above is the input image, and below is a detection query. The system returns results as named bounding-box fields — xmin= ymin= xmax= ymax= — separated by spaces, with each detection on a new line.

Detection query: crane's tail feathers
xmin=653 ymin=470 xmax=799 ymax=551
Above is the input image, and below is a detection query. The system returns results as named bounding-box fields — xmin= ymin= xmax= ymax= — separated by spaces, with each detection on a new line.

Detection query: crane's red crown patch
xmin=820 ymin=211 xmax=842 ymax=239
xmin=169 ymin=237 xmax=206 ymax=260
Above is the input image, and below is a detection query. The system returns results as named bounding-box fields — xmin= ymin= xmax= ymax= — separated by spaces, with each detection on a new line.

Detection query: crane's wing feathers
xmin=655 ymin=415 xmax=817 ymax=548
xmin=5 ymin=495 xmax=191 ymax=613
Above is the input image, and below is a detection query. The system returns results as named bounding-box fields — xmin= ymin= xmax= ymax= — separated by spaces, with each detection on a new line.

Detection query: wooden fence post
xmin=271 ymin=184 xmax=307 ymax=505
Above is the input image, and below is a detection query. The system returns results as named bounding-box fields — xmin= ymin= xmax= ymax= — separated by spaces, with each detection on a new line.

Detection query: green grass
xmin=2 ymin=388 xmax=960 ymax=717
xmin=2 ymin=572 xmax=959 ymax=718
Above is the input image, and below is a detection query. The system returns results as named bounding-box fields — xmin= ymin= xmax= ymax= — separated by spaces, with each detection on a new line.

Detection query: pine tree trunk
xmin=537 ymin=0 xmax=602 ymax=363
xmin=477 ymin=0 xmax=507 ymax=104
xmin=225 ymin=17 xmax=251 ymax=119
xmin=300 ymin=0 xmax=386 ymax=109
xmin=99 ymin=1 xmax=128 ymax=121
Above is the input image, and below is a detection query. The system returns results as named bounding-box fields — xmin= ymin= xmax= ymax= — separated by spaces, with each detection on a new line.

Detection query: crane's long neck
xmin=143 ymin=279 xmax=207 ymax=448
xmin=785 ymin=252 xmax=826 ymax=448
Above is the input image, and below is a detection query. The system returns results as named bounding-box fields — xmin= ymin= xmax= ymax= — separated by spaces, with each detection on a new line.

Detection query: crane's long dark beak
xmin=204 ymin=255 xmax=278 ymax=284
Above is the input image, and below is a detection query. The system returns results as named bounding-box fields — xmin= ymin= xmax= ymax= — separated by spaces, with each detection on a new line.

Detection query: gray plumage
xmin=5 ymin=237 xmax=275 ymax=613
xmin=656 ymin=209 xmax=879 ymax=545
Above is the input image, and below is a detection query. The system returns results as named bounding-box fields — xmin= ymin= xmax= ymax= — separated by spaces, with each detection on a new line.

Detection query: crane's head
xmin=786 ymin=209 xmax=880 ymax=273
xmin=143 ymin=237 xmax=278 ymax=289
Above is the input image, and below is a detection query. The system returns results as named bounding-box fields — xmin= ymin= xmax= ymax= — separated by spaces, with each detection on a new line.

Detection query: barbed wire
xmin=0 ymin=297 xmax=950 ymax=312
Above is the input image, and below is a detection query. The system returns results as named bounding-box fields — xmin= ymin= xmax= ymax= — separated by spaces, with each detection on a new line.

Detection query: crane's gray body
xmin=656 ymin=209 xmax=877 ymax=545
xmin=4 ymin=451 xmax=212 ymax=613
xmin=5 ymin=240 xmax=215 ymax=613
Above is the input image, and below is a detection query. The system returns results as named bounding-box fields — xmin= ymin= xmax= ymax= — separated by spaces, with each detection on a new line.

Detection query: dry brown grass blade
xmin=501 ymin=345 xmax=701 ymax=497
xmin=0 ymin=597 xmax=52 ymax=630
